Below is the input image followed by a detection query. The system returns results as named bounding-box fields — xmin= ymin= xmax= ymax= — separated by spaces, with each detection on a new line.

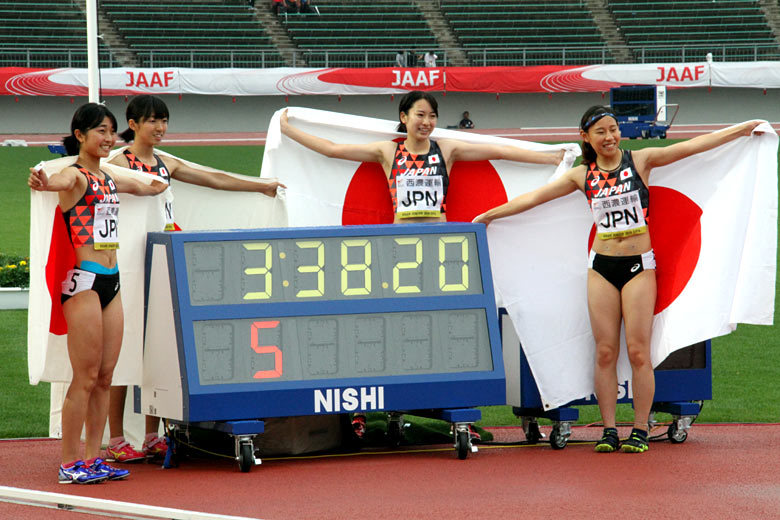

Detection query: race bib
xmin=94 ymin=203 xmax=119 ymax=250
xmin=61 ymin=268 xmax=96 ymax=297
xmin=396 ymin=175 xmax=444 ymax=219
xmin=591 ymin=192 xmax=647 ymax=239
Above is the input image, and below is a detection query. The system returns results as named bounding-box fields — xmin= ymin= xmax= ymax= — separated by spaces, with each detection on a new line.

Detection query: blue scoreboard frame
xmin=140 ymin=223 xmax=506 ymax=425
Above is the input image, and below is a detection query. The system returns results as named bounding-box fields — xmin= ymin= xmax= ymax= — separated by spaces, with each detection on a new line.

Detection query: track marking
xmin=0 ymin=485 xmax=263 ymax=520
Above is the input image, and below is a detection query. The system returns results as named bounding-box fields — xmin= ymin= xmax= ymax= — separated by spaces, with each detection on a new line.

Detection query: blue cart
xmin=610 ymin=85 xmax=679 ymax=139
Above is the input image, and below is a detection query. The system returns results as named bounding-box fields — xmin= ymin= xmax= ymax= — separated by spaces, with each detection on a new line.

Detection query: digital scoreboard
xmin=141 ymin=224 xmax=506 ymax=424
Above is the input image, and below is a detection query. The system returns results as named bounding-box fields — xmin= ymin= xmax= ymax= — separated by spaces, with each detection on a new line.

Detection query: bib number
xmin=396 ymin=175 xmax=443 ymax=219
xmin=591 ymin=193 xmax=647 ymax=239
xmin=94 ymin=203 xmax=119 ymax=249
xmin=61 ymin=268 xmax=96 ymax=297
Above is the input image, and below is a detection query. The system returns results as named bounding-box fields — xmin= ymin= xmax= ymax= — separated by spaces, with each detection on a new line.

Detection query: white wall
xmin=1 ymin=88 xmax=778 ymax=135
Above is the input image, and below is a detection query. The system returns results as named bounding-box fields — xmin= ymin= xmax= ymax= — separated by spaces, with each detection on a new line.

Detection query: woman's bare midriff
xmin=591 ymin=232 xmax=652 ymax=257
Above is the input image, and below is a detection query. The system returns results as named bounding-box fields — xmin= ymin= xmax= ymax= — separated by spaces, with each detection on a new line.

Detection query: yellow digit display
xmin=295 ymin=240 xmax=325 ymax=297
xmin=341 ymin=239 xmax=371 ymax=296
xmin=243 ymin=242 xmax=273 ymax=300
xmin=439 ymin=235 xmax=469 ymax=292
xmin=393 ymin=237 xmax=422 ymax=294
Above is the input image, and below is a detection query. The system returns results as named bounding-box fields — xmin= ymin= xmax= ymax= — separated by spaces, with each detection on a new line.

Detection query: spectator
xmin=406 ymin=50 xmax=418 ymax=67
xmin=424 ymin=51 xmax=438 ymax=67
xmin=395 ymin=50 xmax=407 ymax=68
xmin=271 ymin=0 xmax=288 ymax=14
xmin=458 ymin=111 xmax=475 ymax=129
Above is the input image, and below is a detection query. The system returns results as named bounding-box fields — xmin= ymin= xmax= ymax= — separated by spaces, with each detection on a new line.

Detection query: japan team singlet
xmin=62 ymin=165 xmax=120 ymax=249
xmin=584 ymin=150 xmax=650 ymax=240
xmin=388 ymin=140 xmax=449 ymax=219
xmin=123 ymin=149 xmax=175 ymax=230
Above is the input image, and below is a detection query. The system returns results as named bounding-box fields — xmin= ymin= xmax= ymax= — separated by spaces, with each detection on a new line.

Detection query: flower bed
xmin=0 ymin=254 xmax=29 ymax=289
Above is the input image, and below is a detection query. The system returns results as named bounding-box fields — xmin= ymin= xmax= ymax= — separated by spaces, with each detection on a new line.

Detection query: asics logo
xmin=630 ymin=263 xmax=641 ymax=273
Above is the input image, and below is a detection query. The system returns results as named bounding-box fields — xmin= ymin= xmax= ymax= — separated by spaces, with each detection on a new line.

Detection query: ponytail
xmin=119 ymin=127 xmax=135 ymax=142
xmin=62 ymin=134 xmax=80 ymax=156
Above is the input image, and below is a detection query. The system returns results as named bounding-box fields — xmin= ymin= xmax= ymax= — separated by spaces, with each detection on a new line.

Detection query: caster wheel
xmin=524 ymin=420 xmax=542 ymax=444
xmin=668 ymin=422 xmax=688 ymax=444
xmin=549 ymin=426 xmax=567 ymax=450
xmin=456 ymin=430 xmax=469 ymax=460
xmin=239 ymin=443 xmax=254 ymax=473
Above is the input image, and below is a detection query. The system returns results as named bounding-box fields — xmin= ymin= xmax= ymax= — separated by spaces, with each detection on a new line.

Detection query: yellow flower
xmin=20 ymin=260 xmax=27 ymax=266
xmin=8 ymin=265 xmax=16 ymax=269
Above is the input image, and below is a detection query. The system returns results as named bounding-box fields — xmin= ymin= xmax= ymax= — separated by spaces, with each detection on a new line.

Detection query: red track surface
xmin=2 ymin=424 xmax=779 ymax=519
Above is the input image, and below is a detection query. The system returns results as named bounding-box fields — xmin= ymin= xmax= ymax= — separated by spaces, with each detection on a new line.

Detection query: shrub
xmin=0 ymin=254 xmax=30 ymax=288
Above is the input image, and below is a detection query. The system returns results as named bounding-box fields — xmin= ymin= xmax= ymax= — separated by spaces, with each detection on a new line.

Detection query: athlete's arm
xmin=441 ymin=139 xmax=565 ymax=166
xmin=28 ymin=166 xmax=79 ymax=192
xmin=111 ymin=172 xmax=168 ymax=196
xmin=280 ymin=109 xmax=393 ymax=166
xmin=634 ymin=120 xmax=764 ymax=172
xmin=167 ymin=158 xmax=285 ymax=197
xmin=472 ymin=166 xmax=582 ymax=226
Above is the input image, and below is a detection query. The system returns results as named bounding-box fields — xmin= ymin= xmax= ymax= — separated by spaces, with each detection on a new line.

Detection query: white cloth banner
xmin=260 ymin=110 xmax=778 ymax=410
xmin=28 ymin=150 xmax=287 ymax=386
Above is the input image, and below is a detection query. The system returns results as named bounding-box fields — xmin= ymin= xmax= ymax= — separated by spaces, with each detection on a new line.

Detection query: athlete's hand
xmin=472 ymin=212 xmax=492 ymax=227
xmin=148 ymin=179 xmax=169 ymax=195
xmin=280 ymin=109 xmax=290 ymax=134
xmin=742 ymin=120 xmax=766 ymax=136
xmin=552 ymin=149 xmax=566 ymax=165
xmin=28 ymin=167 xmax=48 ymax=191
xmin=260 ymin=178 xmax=287 ymax=197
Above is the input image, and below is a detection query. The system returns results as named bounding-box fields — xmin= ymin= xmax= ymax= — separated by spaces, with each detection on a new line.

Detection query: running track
xmin=1 ymin=424 xmax=779 ymax=519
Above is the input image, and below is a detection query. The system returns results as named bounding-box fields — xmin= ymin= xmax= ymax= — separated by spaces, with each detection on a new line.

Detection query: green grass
xmin=0 ymin=141 xmax=777 ymax=440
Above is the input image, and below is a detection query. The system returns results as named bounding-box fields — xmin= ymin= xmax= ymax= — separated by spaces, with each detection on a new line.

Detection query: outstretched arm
xmin=472 ymin=167 xmax=582 ymax=226
xmin=637 ymin=120 xmax=764 ymax=171
xmin=442 ymin=139 xmax=565 ymax=166
xmin=28 ymin=166 xmax=78 ymax=192
xmin=168 ymin=158 xmax=286 ymax=197
xmin=280 ymin=109 xmax=392 ymax=165
xmin=111 ymin=173 xmax=168 ymax=196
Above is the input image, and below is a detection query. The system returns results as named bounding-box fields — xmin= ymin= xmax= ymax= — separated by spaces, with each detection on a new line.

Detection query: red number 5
xmin=251 ymin=321 xmax=283 ymax=379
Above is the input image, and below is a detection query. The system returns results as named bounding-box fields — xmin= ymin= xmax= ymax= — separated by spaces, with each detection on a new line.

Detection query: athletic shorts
xmin=588 ymin=250 xmax=656 ymax=291
xmin=61 ymin=261 xmax=120 ymax=309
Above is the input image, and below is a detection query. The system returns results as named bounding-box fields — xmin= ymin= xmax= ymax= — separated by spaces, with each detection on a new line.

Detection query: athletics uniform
xmin=584 ymin=150 xmax=655 ymax=290
xmin=124 ymin=149 xmax=175 ymax=230
xmin=61 ymin=165 xmax=121 ymax=308
xmin=388 ymin=140 xmax=448 ymax=219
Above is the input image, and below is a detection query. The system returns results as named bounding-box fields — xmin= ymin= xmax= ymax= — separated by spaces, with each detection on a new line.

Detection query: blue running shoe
xmin=58 ymin=460 xmax=107 ymax=484
xmin=88 ymin=458 xmax=130 ymax=481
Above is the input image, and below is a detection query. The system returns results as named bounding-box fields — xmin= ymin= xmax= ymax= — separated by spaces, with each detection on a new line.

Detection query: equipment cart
xmin=140 ymin=223 xmax=506 ymax=470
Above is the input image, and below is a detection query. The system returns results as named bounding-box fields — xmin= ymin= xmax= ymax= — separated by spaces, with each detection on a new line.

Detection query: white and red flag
xmin=263 ymin=109 xmax=777 ymax=409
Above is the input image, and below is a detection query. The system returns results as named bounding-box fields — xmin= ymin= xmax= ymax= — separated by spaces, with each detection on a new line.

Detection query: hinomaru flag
xmin=27 ymin=150 xmax=286 ymax=386
xmin=487 ymin=122 xmax=778 ymax=409
xmin=260 ymin=107 xmax=580 ymax=227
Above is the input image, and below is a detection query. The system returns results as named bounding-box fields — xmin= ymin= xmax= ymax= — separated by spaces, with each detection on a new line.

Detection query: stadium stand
xmin=279 ymin=0 xmax=438 ymax=67
xmin=100 ymin=0 xmax=285 ymax=67
xmin=608 ymin=0 xmax=780 ymax=62
xmin=439 ymin=0 xmax=613 ymax=65
xmin=0 ymin=1 xmax=108 ymax=67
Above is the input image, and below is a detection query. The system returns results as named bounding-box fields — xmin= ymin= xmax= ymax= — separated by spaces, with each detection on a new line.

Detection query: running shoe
xmin=351 ymin=415 xmax=367 ymax=440
xmin=105 ymin=440 xmax=146 ymax=463
xmin=594 ymin=427 xmax=620 ymax=453
xmin=620 ymin=428 xmax=649 ymax=453
xmin=58 ymin=460 xmax=108 ymax=485
xmin=143 ymin=436 xmax=169 ymax=459
xmin=88 ymin=458 xmax=130 ymax=480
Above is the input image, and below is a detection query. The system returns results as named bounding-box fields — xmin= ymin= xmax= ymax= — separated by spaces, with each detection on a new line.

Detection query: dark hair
xmin=579 ymin=105 xmax=617 ymax=164
xmin=396 ymin=91 xmax=439 ymax=132
xmin=62 ymin=103 xmax=118 ymax=156
xmin=119 ymin=94 xmax=170 ymax=142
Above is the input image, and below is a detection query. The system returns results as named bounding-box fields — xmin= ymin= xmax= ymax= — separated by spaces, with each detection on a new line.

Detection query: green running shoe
xmin=620 ymin=428 xmax=649 ymax=453
xmin=594 ymin=427 xmax=619 ymax=453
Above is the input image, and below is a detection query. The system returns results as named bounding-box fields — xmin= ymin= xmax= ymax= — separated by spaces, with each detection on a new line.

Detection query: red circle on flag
xmin=341 ymin=159 xmax=507 ymax=225
xmin=587 ymin=186 xmax=702 ymax=314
